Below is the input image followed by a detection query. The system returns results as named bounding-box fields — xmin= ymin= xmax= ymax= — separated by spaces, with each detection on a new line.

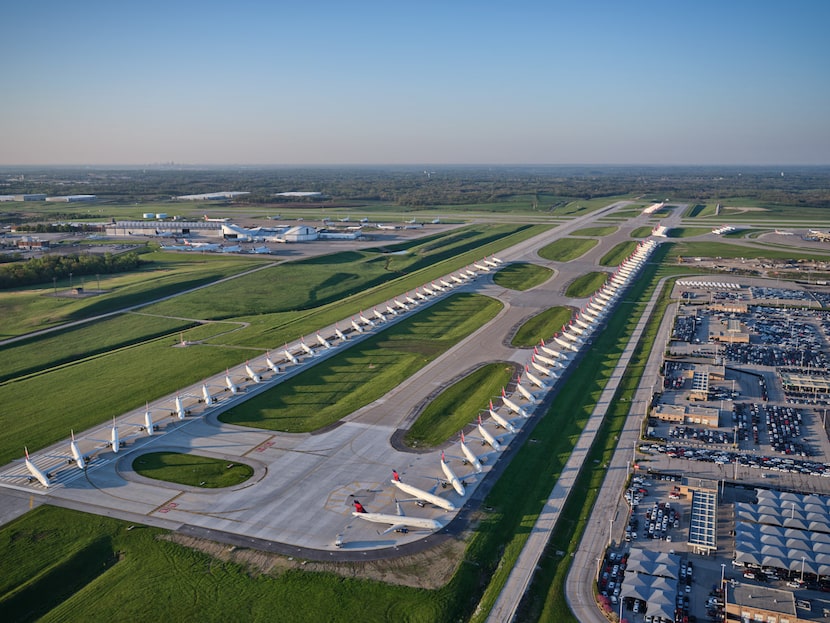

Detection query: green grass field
xmin=512 ymin=306 xmax=573 ymax=347
xmin=666 ymin=227 xmax=714 ymax=238
xmin=630 ymin=226 xmax=653 ymax=238
xmin=570 ymin=226 xmax=618 ymax=237
xmin=0 ymin=252 xmax=265 ymax=338
xmin=565 ymin=272 xmax=608 ymax=298
xmin=132 ymin=451 xmax=253 ymax=487
xmin=403 ymin=363 xmax=516 ymax=447
xmin=219 ymin=293 xmax=503 ymax=432
xmin=537 ymin=238 xmax=598 ymax=262
xmin=491 ymin=262 xmax=553 ymax=291
xmin=599 ymin=241 xmax=639 ymax=267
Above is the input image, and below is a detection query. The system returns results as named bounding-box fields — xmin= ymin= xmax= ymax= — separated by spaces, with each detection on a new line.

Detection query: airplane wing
xmin=379 ymin=523 xmax=408 ymax=536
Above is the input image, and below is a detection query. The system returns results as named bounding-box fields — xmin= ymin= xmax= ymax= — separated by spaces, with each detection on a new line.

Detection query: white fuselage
xmin=441 ymin=459 xmax=466 ymax=496
xmin=392 ymin=480 xmax=456 ymax=511
xmin=478 ymin=422 xmax=502 ymax=451
xmin=352 ymin=511 xmax=443 ymax=532
xmin=459 ymin=440 xmax=483 ymax=472
xmin=489 ymin=409 xmax=517 ymax=434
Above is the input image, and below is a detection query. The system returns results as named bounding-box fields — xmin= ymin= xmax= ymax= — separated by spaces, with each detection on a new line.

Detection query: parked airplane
xmin=391 ymin=476 xmax=456 ymax=512
xmin=352 ymin=499 xmax=443 ymax=534
xmin=221 ymin=245 xmax=242 ymax=253
xmin=440 ymin=451 xmax=465 ymax=496
xmin=24 ymin=448 xmax=50 ymax=487
xmin=459 ymin=431 xmax=483 ymax=473
xmin=69 ymin=430 xmax=86 ymax=470
xmin=183 ymin=240 xmax=223 ymax=251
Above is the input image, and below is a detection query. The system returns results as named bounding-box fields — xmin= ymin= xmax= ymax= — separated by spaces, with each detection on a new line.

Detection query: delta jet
xmin=352 ymin=500 xmax=443 ymax=534
xmin=283 ymin=346 xmax=299 ymax=365
xmin=300 ymin=338 xmax=315 ymax=356
xmin=317 ymin=332 xmax=332 ymax=349
xmin=265 ymin=352 xmax=281 ymax=374
xmin=440 ymin=451 xmax=465 ymax=496
xmin=245 ymin=362 xmax=262 ymax=383
xmin=501 ymin=387 xmax=529 ymax=417
xmin=24 ymin=448 xmax=50 ymax=487
xmin=459 ymin=431 xmax=483 ymax=472
xmin=477 ymin=415 xmax=502 ymax=451
xmin=69 ymin=431 xmax=86 ymax=470
xmin=335 ymin=325 xmax=348 ymax=341
xmin=391 ymin=477 xmax=457 ymax=512
xmin=515 ymin=376 xmax=539 ymax=404
xmin=488 ymin=400 xmax=517 ymax=433
xmin=226 ymin=369 xmax=240 ymax=394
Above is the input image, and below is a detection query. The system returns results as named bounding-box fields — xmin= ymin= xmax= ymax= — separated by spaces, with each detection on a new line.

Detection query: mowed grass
xmin=219 ymin=293 xmax=503 ymax=432
xmin=132 ymin=451 xmax=253 ymax=488
xmin=537 ymin=238 xmax=598 ymax=262
xmin=599 ymin=241 xmax=640 ymax=266
xmin=491 ymin=262 xmax=553 ymax=291
xmin=630 ymin=226 xmax=653 ymax=238
xmin=667 ymin=227 xmax=715 ymax=238
xmin=0 ymin=323 xmax=249 ymax=466
xmin=565 ymin=272 xmax=608 ymax=298
xmin=0 ymin=506 xmax=445 ymax=623
xmin=146 ymin=224 xmax=536 ymax=320
xmin=570 ymin=226 xmax=618 ymax=237
xmin=512 ymin=306 xmax=573 ymax=347
xmin=666 ymin=240 xmax=830 ymax=261
xmin=0 ymin=252 xmax=264 ymax=337
xmin=0 ymin=313 xmax=195 ymax=382
xmin=404 ymin=362 xmax=515 ymax=447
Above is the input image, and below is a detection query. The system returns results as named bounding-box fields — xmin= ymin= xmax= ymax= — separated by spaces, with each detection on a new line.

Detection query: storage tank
xmin=143 ymin=213 xmax=155 ymax=219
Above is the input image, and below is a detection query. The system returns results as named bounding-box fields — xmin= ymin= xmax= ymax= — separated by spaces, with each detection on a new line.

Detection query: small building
xmin=282 ymin=225 xmax=318 ymax=242
xmin=652 ymin=404 xmax=719 ymax=427
xmin=46 ymin=194 xmax=97 ymax=202
xmin=727 ymin=584 xmax=799 ymax=623
xmin=13 ymin=194 xmax=47 ymax=201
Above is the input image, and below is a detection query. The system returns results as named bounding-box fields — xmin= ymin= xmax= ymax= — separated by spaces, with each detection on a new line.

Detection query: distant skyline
xmin=2 ymin=1 xmax=829 ymax=166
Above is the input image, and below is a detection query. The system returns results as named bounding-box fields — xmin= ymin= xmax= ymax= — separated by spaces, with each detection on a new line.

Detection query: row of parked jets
xmin=16 ymin=256 xmax=503 ymax=490
xmin=348 ymin=239 xmax=662 ymax=536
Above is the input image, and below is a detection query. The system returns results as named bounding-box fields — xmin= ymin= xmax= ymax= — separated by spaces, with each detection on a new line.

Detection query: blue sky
xmin=1 ymin=1 xmax=828 ymax=165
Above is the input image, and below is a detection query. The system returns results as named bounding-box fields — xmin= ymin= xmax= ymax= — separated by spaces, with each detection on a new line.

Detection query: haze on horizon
xmin=1 ymin=1 xmax=828 ymax=167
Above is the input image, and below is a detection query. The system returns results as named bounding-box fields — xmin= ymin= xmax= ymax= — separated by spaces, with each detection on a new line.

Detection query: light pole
xmin=801 ymin=556 xmax=806 ymax=583
xmin=609 ymin=518 xmax=613 ymax=548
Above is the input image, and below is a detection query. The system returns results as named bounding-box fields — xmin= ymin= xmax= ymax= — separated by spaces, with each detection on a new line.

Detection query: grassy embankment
xmin=570 ymin=226 xmax=618 ymax=237
xmin=132 ymin=451 xmax=254 ymax=488
xmin=511 ymin=307 xmax=573 ymax=347
xmin=0 ymin=252 xmax=265 ymax=337
xmin=404 ymin=362 xmax=516 ymax=448
xmin=537 ymin=238 xmax=598 ymax=262
xmin=565 ymin=272 xmax=608 ymax=298
xmin=630 ymin=226 xmax=654 ymax=238
xmin=491 ymin=262 xmax=553 ymax=291
xmin=599 ymin=241 xmax=640 ymax=267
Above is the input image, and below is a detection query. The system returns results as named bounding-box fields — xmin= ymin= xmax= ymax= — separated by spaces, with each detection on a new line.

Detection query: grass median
xmin=132 ymin=451 xmax=254 ymax=488
xmin=219 ymin=293 xmax=503 ymax=432
xmin=492 ymin=262 xmax=553 ymax=291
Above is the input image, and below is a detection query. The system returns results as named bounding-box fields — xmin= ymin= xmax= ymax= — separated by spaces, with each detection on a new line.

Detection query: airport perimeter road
xmin=564 ymin=280 xmax=675 ymax=623
xmin=487 ymin=272 xmax=666 ymax=623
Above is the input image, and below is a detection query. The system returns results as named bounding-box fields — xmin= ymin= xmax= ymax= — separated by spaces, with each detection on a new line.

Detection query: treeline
xmin=0 ymin=252 xmax=143 ymax=289
xmin=2 ymin=165 xmax=830 ymax=209
xmin=14 ymin=223 xmax=105 ymax=233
